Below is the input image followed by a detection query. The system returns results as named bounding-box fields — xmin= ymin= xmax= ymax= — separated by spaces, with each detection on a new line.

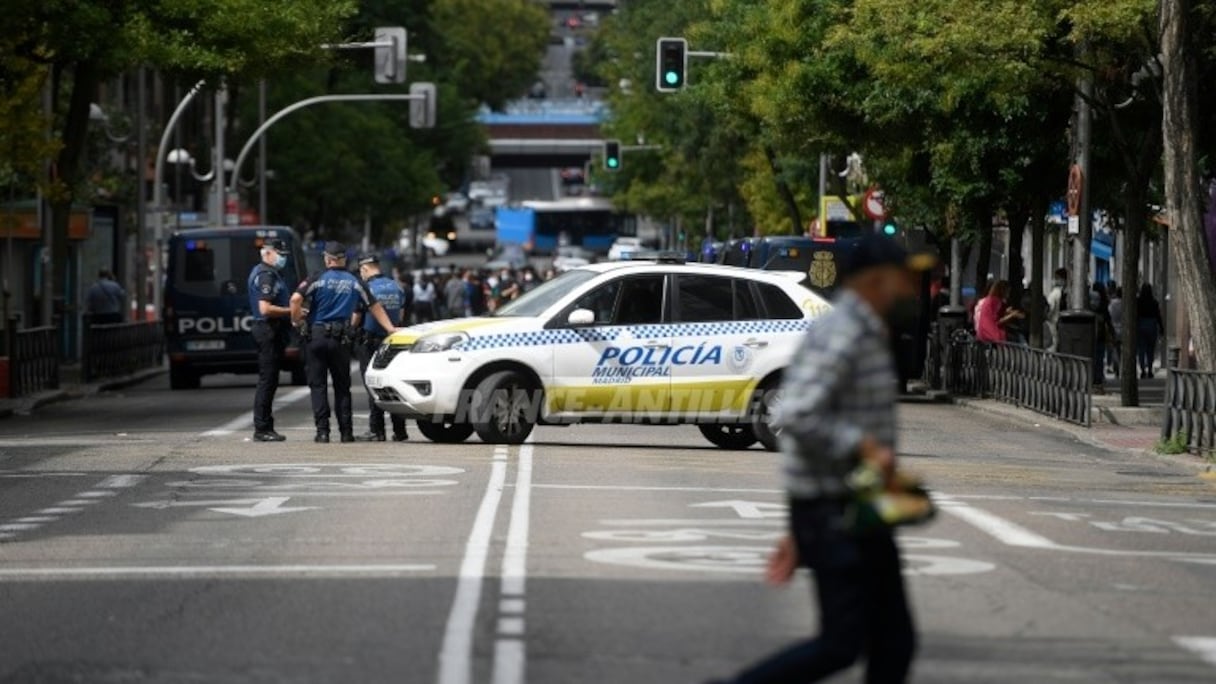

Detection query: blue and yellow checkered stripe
xmin=457 ymin=319 xmax=812 ymax=352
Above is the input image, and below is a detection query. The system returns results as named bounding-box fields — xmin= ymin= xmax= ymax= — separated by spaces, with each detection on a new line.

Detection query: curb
xmin=954 ymin=397 xmax=1214 ymax=475
xmin=0 ymin=366 xmax=166 ymax=419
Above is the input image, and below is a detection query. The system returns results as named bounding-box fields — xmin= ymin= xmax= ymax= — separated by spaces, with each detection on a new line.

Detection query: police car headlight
xmin=412 ymin=332 xmax=469 ymax=353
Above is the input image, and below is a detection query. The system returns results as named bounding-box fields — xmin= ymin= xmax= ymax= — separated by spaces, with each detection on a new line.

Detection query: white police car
xmin=363 ymin=260 xmax=830 ymax=449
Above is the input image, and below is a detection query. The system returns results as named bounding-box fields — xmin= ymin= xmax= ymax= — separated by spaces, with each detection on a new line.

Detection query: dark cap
xmin=323 ymin=241 xmax=346 ymax=258
xmin=840 ymin=234 xmax=937 ymax=279
xmin=357 ymin=252 xmax=379 ymax=266
xmin=263 ymin=239 xmax=287 ymax=252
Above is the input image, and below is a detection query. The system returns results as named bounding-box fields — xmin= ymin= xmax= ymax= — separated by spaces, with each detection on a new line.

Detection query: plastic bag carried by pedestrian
xmin=843 ymin=462 xmax=937 ymax=532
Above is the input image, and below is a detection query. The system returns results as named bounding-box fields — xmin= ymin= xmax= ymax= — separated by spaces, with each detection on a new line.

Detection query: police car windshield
xmin=493 ymin=269 xmax=598 ymax=317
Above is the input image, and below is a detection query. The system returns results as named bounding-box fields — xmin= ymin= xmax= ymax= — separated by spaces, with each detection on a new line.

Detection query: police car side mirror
xmin=567 ymin=308 xmax=596 ymax=327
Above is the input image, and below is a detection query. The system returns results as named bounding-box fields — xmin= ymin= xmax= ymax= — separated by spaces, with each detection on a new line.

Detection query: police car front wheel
xmin=470 ymin=370 xmax=537 ymax=445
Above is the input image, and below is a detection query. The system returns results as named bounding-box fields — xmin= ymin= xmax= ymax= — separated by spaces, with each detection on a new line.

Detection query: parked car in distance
xmin=607 ymin=237 xmax=645 ymax=261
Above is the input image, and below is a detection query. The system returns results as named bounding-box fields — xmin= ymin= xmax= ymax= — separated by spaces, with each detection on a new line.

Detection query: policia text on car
xmin=290 ymin=242 xmax=400 ymax=443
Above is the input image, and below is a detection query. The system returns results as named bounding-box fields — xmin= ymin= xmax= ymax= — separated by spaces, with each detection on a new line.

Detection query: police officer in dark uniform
xmin=248 ymin=239 xmax=292 ymax=442
xmin=354 ymin=253 xmax=409 ymax=442
xmin=290 ymin=242 xmax=399 ymax=443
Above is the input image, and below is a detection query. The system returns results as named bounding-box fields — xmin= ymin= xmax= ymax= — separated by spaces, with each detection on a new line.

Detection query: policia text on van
xmin=164 ymin=227 xmax=309 ymax=390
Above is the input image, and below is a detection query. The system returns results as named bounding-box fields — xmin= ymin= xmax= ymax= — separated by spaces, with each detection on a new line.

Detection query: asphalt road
xmin=1 ymin=370 xmax=1215 ymax=683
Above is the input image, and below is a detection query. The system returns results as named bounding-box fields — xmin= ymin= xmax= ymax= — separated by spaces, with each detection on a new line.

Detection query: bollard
xmin=1058 ymin=309 xmax=1096 ymax=385
xmin=937 ymin=306 xmax=967 ymax=392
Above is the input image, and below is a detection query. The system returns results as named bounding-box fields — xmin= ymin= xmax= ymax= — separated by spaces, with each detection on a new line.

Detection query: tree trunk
xmin=974 ymin=202 xmax=994 ymax=295
xmin=1028 ymin=198 xmax=1048 ymax=348
xmin=1007 ymin=205 xmax=1028 ymax=309
xmin=1119 ymin=185 xmax=1146 ymax=406
xmin=49 ymin=61 xmax=99 ymax=329
xmin=1161 ymin=0 xmax=1216 ymax=371
xmin=763 ymin=145 xmax=802 ymax=234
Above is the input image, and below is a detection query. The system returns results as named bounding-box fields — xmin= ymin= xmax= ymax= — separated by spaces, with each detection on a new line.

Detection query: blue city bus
xmin=495 ymin=197 xmax=630 ymax=254
xmin=164 ymin=226 xmax=309 ymax=390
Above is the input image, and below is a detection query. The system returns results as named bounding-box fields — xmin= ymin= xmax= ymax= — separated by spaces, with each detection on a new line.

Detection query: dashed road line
xmin=0 ymin=474 xmax=145 ymax=544
xmin=493 ymin=440 xmax=534 ymax=684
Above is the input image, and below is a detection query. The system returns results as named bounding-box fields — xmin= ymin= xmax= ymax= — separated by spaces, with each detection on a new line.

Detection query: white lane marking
xmin=78 ymin=491 xmax=118 ymax=498
xmin=133 ymin=496 xmax=318 ymax=518
xmin=153 ymin=491 xmax=445 ymax=498
xmin=939 ymin=498 xmax=1216 ymax=560
xmin=690 ymin=499 xmax=786 ymax=519
xmin=499 ymin=599 xmax=525 ymax=614
xmin=497 ymin=617 xmax=525 ymax=636
xmin=437 ymin=458 xmax=509 ymax=684
xmin=501 ymin=443 xmax=533 ymax=597
xmin=0 ymin=472 xmax=89 ymax=478
xmin=493 ymin=446 xmax=508 ymax=462
xmin=98 ymin=474 xmax=146 ymax=488
xmin=60 ymin=499 xmax=102 ymax=506
xmin=935 ymin=498 xmax=1055 ymax=548
xmin=0 ymin=523 xmax=38 ymax=532
xmin=491 ymin=640 xmax=525 ymax=684
xmin=945 ymin=494 xmax=1216 ymax=510
xmin=0 ymin=564 xmax=435 ymax=579
xmin=532 ymin=484 xmax=783 ymax=494
xmin=201 ymin=386 xmax=312 ymax=436
xmin=14 ymin=517 xmax=57 ymax=524
xmin=36 ymin=508 xmax=82 ymax=515
xmin=1173 ymin=636 xmax=1216 ymax=668
xmin=599 ymin=518 xmax=784 ymax=527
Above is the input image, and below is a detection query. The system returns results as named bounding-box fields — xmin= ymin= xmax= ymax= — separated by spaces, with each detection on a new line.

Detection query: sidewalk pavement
xmin=950 ymin=377 xmax=1213 ymax=474
xmin=0 ymin=365 xmax=166 ymax=420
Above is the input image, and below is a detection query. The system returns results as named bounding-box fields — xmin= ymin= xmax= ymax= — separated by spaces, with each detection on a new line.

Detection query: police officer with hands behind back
xmin=290 ymin=242 xmax=399 ymax=443
xmin=354 ymin=252 xmax=409 ymax=442
xmin=249 ymin=240 xmax=293 ymax=442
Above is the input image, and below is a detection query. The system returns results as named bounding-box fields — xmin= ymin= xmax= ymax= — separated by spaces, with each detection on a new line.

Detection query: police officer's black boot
xmin=314 ymin=430 xmax=330 ymax=443
xmin=340 ymin=431 xmax=356 ymax=443
xmin=357 ymin=431 xmax=386 ymax=442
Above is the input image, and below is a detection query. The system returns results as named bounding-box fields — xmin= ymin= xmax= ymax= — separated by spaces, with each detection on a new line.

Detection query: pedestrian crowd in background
xmin=390 ymin=265 xmax=556 ymax=324
xmin=938 ymin=266 xmax=1167 ymax=389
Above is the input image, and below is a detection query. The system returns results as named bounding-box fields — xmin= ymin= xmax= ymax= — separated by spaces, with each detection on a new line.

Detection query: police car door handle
xmin=643 ymin=340 xmax=670 ymax=349
xmin=743 ymin=338 xmax=769 ymax=349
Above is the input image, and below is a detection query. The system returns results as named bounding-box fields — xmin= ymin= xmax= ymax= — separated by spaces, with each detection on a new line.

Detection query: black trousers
xmin=251 ymin=321 xmax=288 ymax=433
xmin=306 ymin=331 xmax=353 ymax=434
xmin=357 ymin=340 xmax=407 ymax=437
xmin=731 ymin=499 xmax=916 ymax=684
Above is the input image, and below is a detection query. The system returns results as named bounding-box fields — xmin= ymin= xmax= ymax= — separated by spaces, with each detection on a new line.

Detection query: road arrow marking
xmin=689 ymin=500 xmax=787 ymax=519
xmin=133 ymin=496 xmax=318 ymax=518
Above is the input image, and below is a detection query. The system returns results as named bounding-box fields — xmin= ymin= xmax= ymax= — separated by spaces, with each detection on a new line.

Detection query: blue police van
xmin=164 ymin=226 xmax=309 ymax=390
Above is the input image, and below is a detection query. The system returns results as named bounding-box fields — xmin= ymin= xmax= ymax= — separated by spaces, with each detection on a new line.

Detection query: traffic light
xmin=655 ymin=38 xmax=688 ymax=92
xmin=881 ymin=220 xmax=898 ymax=237
xmin=603 ymin=139 xmax=622 ymax=171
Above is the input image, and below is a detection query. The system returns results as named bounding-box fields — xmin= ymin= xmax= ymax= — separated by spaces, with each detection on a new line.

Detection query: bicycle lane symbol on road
xmin=166 ymin=463 xmax=466 ymax=493
xmin=581 ymin=499 xmax=996 ymax=577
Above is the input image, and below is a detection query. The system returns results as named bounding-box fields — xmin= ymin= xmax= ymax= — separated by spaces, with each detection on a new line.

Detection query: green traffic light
xmin=664 ymin=71 xmax=679 ymax=86
xmin=883 ymin=223 xmax=897 ymax=236
xmin=607 ymin=158 xmax=619 ymax=168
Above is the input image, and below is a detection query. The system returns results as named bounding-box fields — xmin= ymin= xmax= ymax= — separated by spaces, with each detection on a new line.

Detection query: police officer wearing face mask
xmin=290 ymin=242 xmax=399 ymax=443
xmin=354 ymin=253 xmax=409 ymax=442
xmin=249 ymin=240 xmax=292 ymax=442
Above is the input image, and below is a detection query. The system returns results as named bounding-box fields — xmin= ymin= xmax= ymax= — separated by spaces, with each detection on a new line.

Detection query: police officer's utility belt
xmin=312 ymin=321 xmax=351 ymax=337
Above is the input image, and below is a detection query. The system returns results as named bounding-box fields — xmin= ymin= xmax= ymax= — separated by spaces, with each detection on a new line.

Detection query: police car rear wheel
xmin=697 ymin=424 xmax=758 ymax=450
xmin=471 ymin=370 xmax=536 ymax=445
xmin=415 ymin=419 xmax=475 ymax=443
xmin=752 ymin=383 xmax=783 ymax=452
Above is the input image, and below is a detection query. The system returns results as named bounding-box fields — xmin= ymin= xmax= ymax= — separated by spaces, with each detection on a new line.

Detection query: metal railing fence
xmin=6 ymin=318 xmax=59 ymax=398
xmin=944 ymin=334 xmax=1092 ymax=427
xmin=82 ymin=319 xmax=165 ymax=383
xmin=1163 ymin=369 xmax=1216 ymax=452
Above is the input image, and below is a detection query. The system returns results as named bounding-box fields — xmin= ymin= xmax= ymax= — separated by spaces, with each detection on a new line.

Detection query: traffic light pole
xmin=687 ymin=51 xmax=732 ymax=59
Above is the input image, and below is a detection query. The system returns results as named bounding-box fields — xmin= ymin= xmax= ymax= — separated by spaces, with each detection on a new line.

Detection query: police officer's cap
xmin=323 ymin=241 xmax=347 ymax=258
xmin=357 ymin=252 xmax=380 ymax=266
xmin=264 ymin=239 xmax=287 ymax=252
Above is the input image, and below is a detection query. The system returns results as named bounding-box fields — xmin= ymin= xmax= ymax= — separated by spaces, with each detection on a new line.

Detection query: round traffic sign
xmin=863 ymin=188 xmax=887 ymax=221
